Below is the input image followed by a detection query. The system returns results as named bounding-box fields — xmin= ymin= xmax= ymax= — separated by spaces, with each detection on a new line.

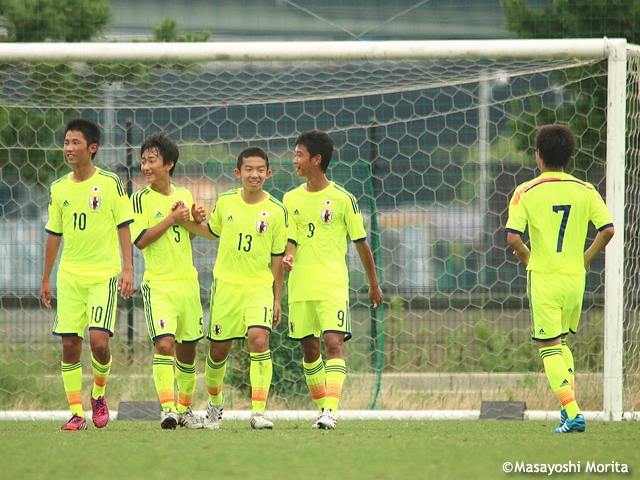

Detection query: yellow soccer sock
xmin=561 ymin=338 xmax=576 ymax=392
xmin=324 ymin=358 xmax=346 ymax=413
xmin=303 ymin=356 xmax=327 ymax=411
xmin=153 ymin=354 xmax=176 ymax=411
xmin=250 ymin=350 xmax=273 ymax=413
xmin=61 ymin=361 xmax=84 ymax=417
xmin=91 ymin=353 xmax=111 ymax=399
xmin=205 ymin=353 xmax=227 ymax=405
xmin=175 ymin=359 xmax=197 ymax=413
xmin=540 ymin=346 xmax=580 ymax=419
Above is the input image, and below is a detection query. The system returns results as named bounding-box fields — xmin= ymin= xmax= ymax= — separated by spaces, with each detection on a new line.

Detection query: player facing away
xmin=177 ymin=146 xmax=288 ymax=430
xmin=282 ymin=130 xmax=383 ymax=430
xmin=130 ymin=132 xmax=206 ymax=430
xmin=40 ymin=118 xmax=134 ymax=430
xmin=505 ymin=124 xmax=614 ymax=433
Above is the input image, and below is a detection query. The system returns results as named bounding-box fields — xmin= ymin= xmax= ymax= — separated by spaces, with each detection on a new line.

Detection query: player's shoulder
xmin=131 ymin=186 xmax=154 ymax=211
xmin=266 ymin=193 xmax=287 ymax=216
xmin=331 ymin=182 xmax=357 ymax=200
xmin=50 ymin=172 xmax=71 ymax=190
xmin=218 ymin=188 xmax=240 ymax=201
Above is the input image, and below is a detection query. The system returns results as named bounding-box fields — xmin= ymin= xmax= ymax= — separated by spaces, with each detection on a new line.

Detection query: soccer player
xmin=505 ymin=124 xmax=614 ymax=433
xmin=282 ymin=130 xmax=383 ymax=430
xmin=40 ymin=118 xmax=134 ymax=431
xmin=177 ymin=146 xmax=287 ymax=430
xmin=130 ymin=132 xmax=205 ymax=430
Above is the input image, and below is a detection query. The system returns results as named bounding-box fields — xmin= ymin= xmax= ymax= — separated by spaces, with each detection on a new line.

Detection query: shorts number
xmin=237 ymin=233 xmax=253 ymax=252
xmin=91 ymin=306 xmax=103 ymax=324
xmin=337 ymin=309 xmax=345 ymax=328
xmin=552 ymin=205 xmax=571 ymax=252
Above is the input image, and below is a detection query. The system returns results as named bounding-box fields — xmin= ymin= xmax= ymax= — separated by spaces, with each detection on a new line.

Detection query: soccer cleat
xmin=61 ymin=414 xmax=88 ymax=431
xmin=250 ymin=411 xmax=274 ymax=430
xmin=202 ymin=402 xmax=223 ymax=430
xmin=178 ymin=407 xmax=204 ymax=430
xmin=312 ymin=408 xmax=337 ymax=430
xmin=91 ymin=395 xmax=109 ymax=428
xmin=554 ymin=413 xmax=585 ymax=434
xmin=558 ymin=408 xmax=568 ymax=429
xmin=160 ymin=408 xmax=179 ymax=430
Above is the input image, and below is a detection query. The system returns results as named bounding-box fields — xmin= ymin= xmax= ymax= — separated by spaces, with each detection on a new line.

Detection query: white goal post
xmin=0 ymin=38 xmax=633 ymax=421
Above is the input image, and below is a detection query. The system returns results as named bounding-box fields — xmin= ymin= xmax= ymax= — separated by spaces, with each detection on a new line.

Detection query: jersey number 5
xmin=552 ymin=205 xmax=571 ymax=252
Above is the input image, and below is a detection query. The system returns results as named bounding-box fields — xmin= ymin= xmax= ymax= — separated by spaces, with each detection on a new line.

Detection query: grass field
xmin=1 ymin=419 xmax=638 ymax=480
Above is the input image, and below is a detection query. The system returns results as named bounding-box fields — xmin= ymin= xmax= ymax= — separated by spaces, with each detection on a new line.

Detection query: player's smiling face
xmin=64 ymin=130 xmax=97 ymax=168
xmin=141 ymin=148 xmax=173 ymax=185
xmin=235 ymin=155 xmax=271 ymax=192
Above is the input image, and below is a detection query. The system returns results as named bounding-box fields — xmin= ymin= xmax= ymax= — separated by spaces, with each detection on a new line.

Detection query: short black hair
xmin=140 ymin=131 xmax=179 ymax=176
xmin=65 ymin=118 xmax=101 ymax=159
xmin=535 ymin=124 xmax=576 ymax=168
xmin=295 ymin=130 xmax=333 ymax=173
xmin=237 ymin=146 xmax=269 ymax=170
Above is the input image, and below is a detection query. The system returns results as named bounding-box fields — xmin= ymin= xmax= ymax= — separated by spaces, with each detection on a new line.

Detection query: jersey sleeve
xmin=505 ymin=186 xmax=528 ymax=234
xmin=271 ymin=206 xmax=288 ymax=256
xmin=113 ymin=177 xmax=134 ymax=228
xmin=282 ymin=192 xmax=298 ymax=244
xmin=589 ymin=186 xmax=614 ymax=230
xmin=44 ymin=186 xmax=63 ymax=236
xmin=130 ymin=190 xmax=149 ymax=245
xmin=345 ymin=195 xmax=367 ymax=242
xmin=208 ymin=197 xmax=223 ymax=237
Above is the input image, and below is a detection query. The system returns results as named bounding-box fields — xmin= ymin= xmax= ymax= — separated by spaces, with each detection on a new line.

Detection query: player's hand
xmin=282 ymin=254 xmax=294 ymax=272
xmin=171 ymin=202 xmax=190 ymax=225
xmin=272 ymin=303 xmax=282 ymax=328
xmin=40 ymin=280 xmax=53 ymax=309
xmin=118 ymin=269 xmax=134 ymax=299
xmin=191 ymin=203 xmax=206 ymax=224
xmin=369 ymin=284 xmax=383 ymax=309
xmin=512 ymin=249 xmax=530 ymax=266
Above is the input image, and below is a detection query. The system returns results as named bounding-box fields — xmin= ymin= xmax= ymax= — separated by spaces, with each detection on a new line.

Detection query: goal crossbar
xmin=0 ymin=38 xmax=626 ymax=62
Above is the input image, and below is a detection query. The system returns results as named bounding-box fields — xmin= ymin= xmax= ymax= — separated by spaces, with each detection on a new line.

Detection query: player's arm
xmin=282 ymin=240 xmax=296 ymax=272
xmin=506 ymin=231 xmax=530 ymax=266
xmin=189 ymin=203 xmax=207 ymax=240
xmin=177 ymin=203 xmax=218 ymax=240
xmin=584 ymin=225 xmax=615 ymax=270
xmin=355 ymin=239 xmax=383 ymax=308
xmin=271 ymin=254 xmax=284 ymax=328
xmin=117 ymin=224 xmax=134 ymax=299
xmin=134 ymin=202 xmax=190 ymax=249
xmin=40 ymin=233 xmax=62 ymax=309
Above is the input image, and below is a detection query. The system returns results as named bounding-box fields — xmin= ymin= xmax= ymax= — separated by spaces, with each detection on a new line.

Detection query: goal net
xmin=0 ymin=39 xmax=635 ymax=420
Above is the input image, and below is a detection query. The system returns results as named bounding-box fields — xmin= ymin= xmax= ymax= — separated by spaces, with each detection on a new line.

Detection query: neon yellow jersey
xmin=45 ymin=167 xmax=133 ymax=281
xmin=208 ymin=188 xmax=288 ymax=286
xmin=283 ymin=181 xmax=367 ymax=302
xmin=505 ymin=171 xmax=614 ymax=275
xmin=130 ymin=185 xmax=198 ymax=281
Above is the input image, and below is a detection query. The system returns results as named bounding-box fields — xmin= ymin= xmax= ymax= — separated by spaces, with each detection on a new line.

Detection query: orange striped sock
xmin=303 ymin=357 xmax=326 ymax=411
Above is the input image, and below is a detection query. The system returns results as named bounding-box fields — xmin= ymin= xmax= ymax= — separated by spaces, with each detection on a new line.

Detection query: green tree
xmin=0 ymin=0 xmax=110 ymax=42
xmin=500 ymin=0 xmax=640 ymax=169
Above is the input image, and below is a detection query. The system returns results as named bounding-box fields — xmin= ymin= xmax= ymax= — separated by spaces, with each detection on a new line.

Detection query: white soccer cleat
xmin=178 ymin=407 xmax=204 ymax=430
xmin=160 ymin=408 xmax=179 ymax=430
xmin=312 ymin=408 xmax=337 ymax=430
xmin=203 ymin=401 xmax=223 ymax=430
xmin=250 ymin=411 xmax=274 ymax=430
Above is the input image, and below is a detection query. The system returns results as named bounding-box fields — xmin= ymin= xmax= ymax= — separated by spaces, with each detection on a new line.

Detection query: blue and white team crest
xmin=158 ymin=319 xmax=167 ymax=330
xmin=256 ymin=220 xmax=269 ymax=234
xmin=89 ymin=196 xmax=101 ymax=210
xmin=213 ymin=324 xmax=222 ymax=336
